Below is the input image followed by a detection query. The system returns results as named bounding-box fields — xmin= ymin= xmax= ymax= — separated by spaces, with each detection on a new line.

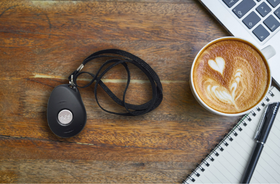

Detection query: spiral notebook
xmin=183 ymin=86 xmax=280 ymax=184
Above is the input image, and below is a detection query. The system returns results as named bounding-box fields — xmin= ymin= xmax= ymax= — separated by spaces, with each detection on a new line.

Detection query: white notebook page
xmin=184 ymin=86 xmax=280 ymax=184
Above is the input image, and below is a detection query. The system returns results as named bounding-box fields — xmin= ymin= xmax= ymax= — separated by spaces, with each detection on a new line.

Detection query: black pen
xmin=240 ymin=102 xmax=280 ymax=184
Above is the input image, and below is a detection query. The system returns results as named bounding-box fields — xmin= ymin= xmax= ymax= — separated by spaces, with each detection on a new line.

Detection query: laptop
xmin=199 ymin=0 xmax=280 ymax=86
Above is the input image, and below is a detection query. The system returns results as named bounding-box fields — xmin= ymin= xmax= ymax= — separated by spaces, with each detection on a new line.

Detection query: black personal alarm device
xmin=47 ymin=49 xmax=163 ymax=138
xmin=47 ymin=84 xmax=86 ymax=138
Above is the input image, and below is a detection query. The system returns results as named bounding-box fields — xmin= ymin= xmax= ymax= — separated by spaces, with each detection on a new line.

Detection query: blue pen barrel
xmin=240 ymin=142 xmax=264 ymax=184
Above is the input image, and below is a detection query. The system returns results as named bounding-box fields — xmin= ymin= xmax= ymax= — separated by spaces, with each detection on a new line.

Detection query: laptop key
xmin=267 ymin=0 xmax=280 ymax=8
xmin=264 ymin=15 xmax=280 ymax=31
xmin=253 ymin=24 xmax=270 ymax=41
xmin=243 ymin=11 xmax=261 ymax=29
xmin=256 ymin=2 xmax=272 ymax=17
xmin=275 ymin=7 xmax=280 ymax=19
xmin=223 ymin=0 xmax=239 ymax=8
xmin=232 ymin=0 xmax=256 ymax=19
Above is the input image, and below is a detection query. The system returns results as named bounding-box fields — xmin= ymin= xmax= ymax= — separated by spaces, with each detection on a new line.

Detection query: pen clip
xmin=254 ymin=104 xmax=269 ymax=140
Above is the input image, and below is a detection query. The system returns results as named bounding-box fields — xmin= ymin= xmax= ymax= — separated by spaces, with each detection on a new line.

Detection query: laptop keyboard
xmin=222 ymin=0 xmax=280 ymax=42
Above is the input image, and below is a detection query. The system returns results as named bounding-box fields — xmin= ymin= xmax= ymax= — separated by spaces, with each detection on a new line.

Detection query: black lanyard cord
xmin=67 ymin=49 xmax=163 ymax=116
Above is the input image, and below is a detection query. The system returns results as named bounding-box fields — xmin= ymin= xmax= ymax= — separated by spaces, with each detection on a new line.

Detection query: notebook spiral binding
xmin=182 ymin=88 xmax=275 ymax=184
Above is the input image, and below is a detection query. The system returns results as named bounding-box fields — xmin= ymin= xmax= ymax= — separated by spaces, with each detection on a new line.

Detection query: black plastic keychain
xmin=47 ymin=49 xmax=163 ymax=138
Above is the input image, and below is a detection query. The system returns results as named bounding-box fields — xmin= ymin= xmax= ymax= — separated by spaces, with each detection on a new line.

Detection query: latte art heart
xmin=208 ymin=57 xmax=225 ymax=76
xmin=193 ymin=39 xmax=270 ymax=114
xmin=205 ymin=60 xmax=251 ymax=111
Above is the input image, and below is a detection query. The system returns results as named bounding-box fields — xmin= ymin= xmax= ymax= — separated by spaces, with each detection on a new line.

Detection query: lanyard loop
xmin=67 ymin=49 xmax=163 ymax=116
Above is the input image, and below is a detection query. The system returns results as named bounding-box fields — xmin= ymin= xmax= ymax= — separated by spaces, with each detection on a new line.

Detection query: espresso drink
xmin=192 ymin=38 xmax=270 ymax=114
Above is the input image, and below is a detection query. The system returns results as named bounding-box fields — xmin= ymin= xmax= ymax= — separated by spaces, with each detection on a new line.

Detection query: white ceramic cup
xmin=190 ymin=37 xmax=274 ymax=116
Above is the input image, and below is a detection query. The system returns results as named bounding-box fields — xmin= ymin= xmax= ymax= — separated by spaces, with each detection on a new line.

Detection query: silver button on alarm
xmin=58 ymin=109 xmax=73 ymax=125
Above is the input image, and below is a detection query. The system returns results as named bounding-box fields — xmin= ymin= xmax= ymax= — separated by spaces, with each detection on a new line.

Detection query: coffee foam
xmin=193 ymin=39 xmax=270 ymax=114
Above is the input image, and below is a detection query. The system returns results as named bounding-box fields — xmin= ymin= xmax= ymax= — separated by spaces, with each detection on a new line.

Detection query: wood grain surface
xmin=0 ymin=0 xmax=241 ymax=183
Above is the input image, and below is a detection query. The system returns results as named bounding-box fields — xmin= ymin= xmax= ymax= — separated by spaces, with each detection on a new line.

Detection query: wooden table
xmin=0 ymin=1 xmax=242 ymax=183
